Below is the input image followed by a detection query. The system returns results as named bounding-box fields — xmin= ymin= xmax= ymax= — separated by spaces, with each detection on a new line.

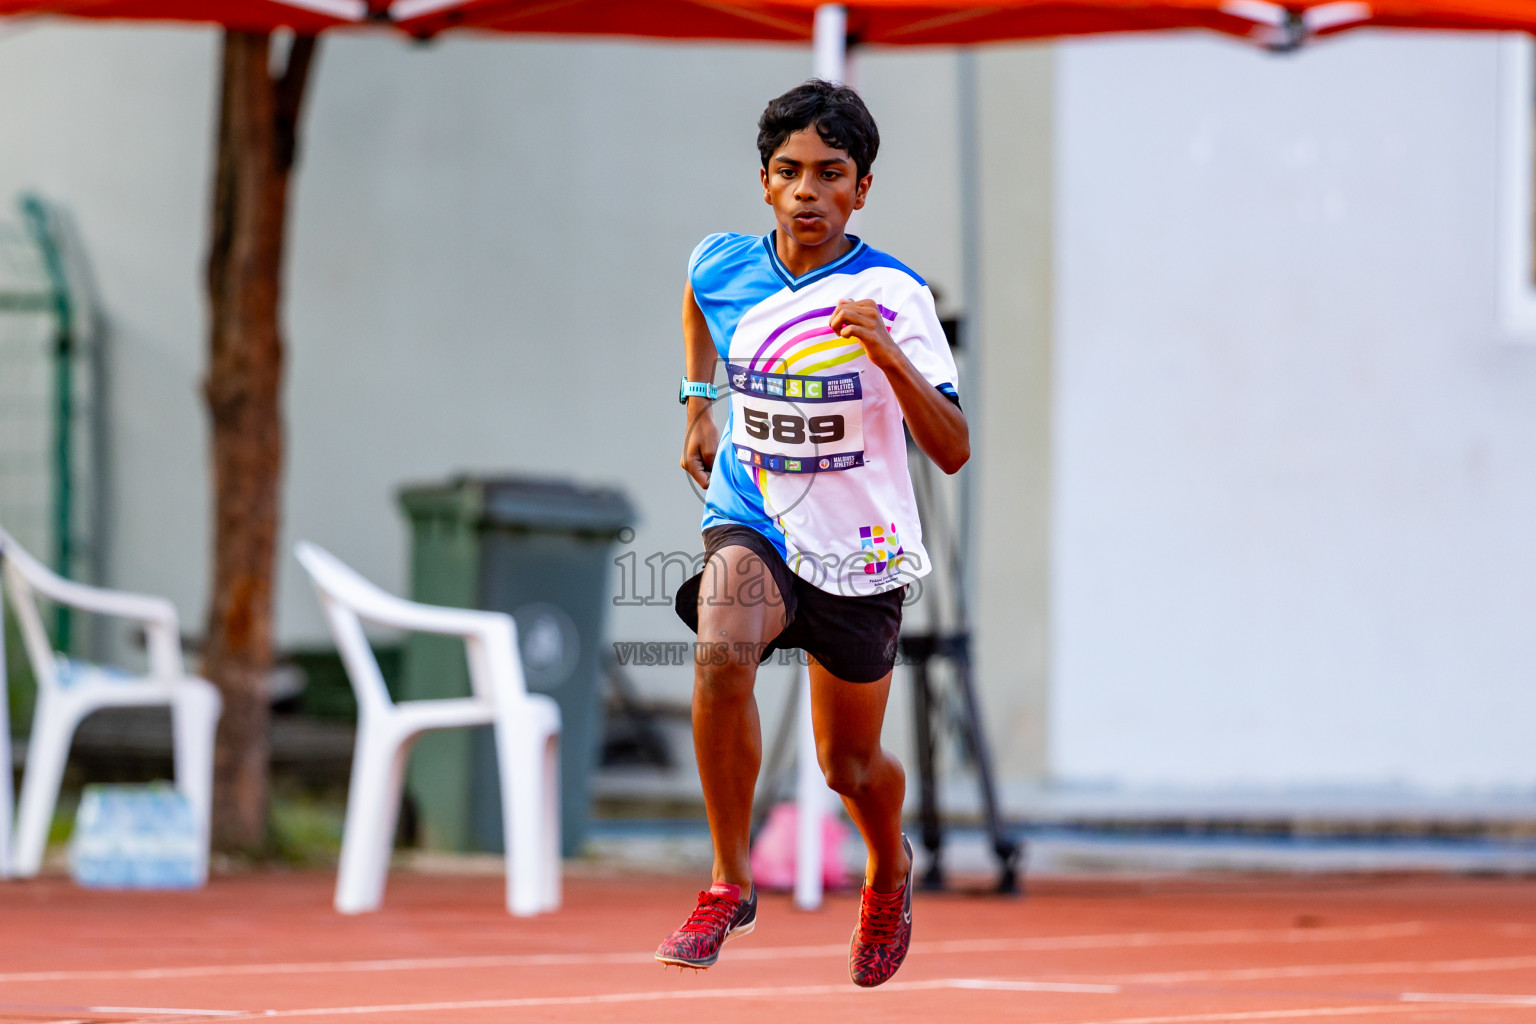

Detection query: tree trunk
xmin=204 ymin=30 xmax=318 ymax=852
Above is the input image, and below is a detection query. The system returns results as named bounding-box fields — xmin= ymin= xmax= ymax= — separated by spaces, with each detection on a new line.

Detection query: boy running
xmin=655 ymin=80 xmax=969 ymax=988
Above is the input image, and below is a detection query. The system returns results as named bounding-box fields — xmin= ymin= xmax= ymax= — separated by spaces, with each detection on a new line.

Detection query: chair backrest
xmin=294 ymin=541 xmax=528 ymax=712
xmin=0 ymin=530 xmax=62 ymax=694
xmin=293 ymin=542 xmax=399 ymax=716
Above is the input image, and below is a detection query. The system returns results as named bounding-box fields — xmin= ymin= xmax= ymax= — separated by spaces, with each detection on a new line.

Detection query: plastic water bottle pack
xmin=69 ymin=783 xmax=202 ymax=889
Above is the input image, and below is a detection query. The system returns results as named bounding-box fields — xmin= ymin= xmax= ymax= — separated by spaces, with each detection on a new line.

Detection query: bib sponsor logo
xmin=727 ymin=362 xmax=864 ymax=474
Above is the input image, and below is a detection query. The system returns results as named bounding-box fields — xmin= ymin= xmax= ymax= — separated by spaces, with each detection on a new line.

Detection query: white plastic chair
xmin=294 ymin=541 xmax=561 ymax=917
xmin=0 ymin=529 xmax=222 ymax=882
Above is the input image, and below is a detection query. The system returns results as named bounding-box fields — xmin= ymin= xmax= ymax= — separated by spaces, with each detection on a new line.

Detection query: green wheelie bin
xmin=398 ymin=476 xmax=634 ymax=857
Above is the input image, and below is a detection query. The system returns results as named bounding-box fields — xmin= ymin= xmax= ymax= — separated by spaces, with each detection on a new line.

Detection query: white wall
xmin=1053 ymin=32 xmax=1536 ymax=792
xmin=0 ymin=25 xmax=216 ymax=629
xmin=973 ymin=47 xmax=1054 ymax=783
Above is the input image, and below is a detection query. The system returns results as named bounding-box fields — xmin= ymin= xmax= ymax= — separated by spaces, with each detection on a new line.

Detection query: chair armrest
xmin=294 ymin=541 xmax=530 ymax=703
xmin=344 ymin=586 xmax=531 ymax=703
xmin=32 ymin=573 xmax=178 ymax=626
xmin=346 ymin=586 xmax=512 ymax=641
xmin=2 ymin=549 xmax=184 ymax=678
xmin=353 ymin=596 xmax=529 ymax=704
xmin=461 ymin=615 xmax=531 ymax=705
xmin=295 ymin=540 xmax=510 ymax=639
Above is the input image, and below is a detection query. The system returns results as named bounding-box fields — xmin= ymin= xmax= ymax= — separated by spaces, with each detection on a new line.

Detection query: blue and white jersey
xmin=690 ymin=231 xmax=960 ymax=597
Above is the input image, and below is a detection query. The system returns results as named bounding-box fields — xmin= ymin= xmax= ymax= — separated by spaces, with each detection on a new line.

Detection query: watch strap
xmin=680 ymin=378 xmax=721 ymax=403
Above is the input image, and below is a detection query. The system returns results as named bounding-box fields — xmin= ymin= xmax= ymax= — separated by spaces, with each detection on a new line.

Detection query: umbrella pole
xmin=788 ymin=4 xmax=855 ymax=913
xmin=813 ymin=5 xmax=847 ymax=85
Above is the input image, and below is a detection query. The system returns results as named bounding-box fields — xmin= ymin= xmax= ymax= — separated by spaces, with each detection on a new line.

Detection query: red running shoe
xmin=654 ymin=882 xmax=757 ymax=969
xmin=849 ymin=835 xmax=914 ymax=988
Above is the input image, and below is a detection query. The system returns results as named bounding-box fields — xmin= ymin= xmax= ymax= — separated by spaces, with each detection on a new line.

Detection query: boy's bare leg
xmin=809 ymin=662 xmax=912 ymax=892
xmin=693 ymin=544 xmax=787 ymax=889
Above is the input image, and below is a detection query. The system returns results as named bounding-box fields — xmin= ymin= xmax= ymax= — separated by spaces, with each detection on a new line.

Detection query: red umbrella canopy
xmin=384 ymin=0 xmax=1536 ymax=49
xmin=4 ymin=0 xmax=1534 ymax=46
xmin=0 ymin=0 xmax=367 ymax=32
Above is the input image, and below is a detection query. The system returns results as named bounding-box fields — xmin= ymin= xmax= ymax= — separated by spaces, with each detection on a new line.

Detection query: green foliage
xmin=267 ymin=786 xmax=345 ymax=866
xmin=48 ymin=790 xmax=78 ymax=846
xmin=4 ymin=601 xmax=35 ymax=735
xmin=287 ymin=645 xmax=402 ymax=721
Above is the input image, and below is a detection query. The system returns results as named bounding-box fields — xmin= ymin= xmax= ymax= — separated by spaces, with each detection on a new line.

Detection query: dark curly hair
xmin=757 ymin=80 xmax=880 ymax=180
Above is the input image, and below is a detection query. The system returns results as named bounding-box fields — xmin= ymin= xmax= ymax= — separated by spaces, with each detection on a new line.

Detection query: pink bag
xmin=750 ymin=802 xmax=852 ymax=891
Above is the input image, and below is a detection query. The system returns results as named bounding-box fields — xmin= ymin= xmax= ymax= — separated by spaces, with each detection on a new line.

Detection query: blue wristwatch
xmin=679 ymin=377 xmax=722 ymax=404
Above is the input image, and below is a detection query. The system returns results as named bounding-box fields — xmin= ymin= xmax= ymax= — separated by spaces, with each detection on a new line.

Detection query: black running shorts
xmin=673 ymin=523 xmax=905 ymax=684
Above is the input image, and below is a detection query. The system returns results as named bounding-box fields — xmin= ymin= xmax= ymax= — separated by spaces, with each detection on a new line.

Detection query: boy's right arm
xmin=681 ymin=280 xmax=719 ymax=489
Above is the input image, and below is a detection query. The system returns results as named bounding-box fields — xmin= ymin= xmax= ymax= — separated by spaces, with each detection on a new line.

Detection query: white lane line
xmin=0 ymin=921 xmax=1426 ymax=985
xmin=88 ymin=1007 xmax=243 ymax=1017
xmin=171 ymin=978 xmax=1119 ymax=1020
xmin=0 ymin=1007 xmax=239 ymax=1023
xmin=737 ymin=922 xmax=1428 ymax=961
xmin=0 ymin=1005 xmax=237 ymax=1017
xmin=1075 ymin=953 xmax=1536 ymax=985
xmin=1026 ymin=1005 xmax=1518 ymax=1024
xmin=948 ymin=979 xmax=1120 ymax=993
xmin=29 ymin=978 xmax=1536 ymax=1023
xmin=1403 ymin=992 xmax=1536 ymax=1006
xmin=114 ymin=980 xmax=1536 ymax=1024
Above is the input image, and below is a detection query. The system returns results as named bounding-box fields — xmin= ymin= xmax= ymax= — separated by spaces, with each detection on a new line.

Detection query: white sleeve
xmin=892 ymin=286 xmax=961 ymax=405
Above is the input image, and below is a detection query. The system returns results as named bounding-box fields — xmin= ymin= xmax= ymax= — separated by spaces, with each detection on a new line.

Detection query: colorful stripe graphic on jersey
xmin=749 ymin=304 xmax=898 ymax=376
xmin=689 ymin=232 xmax=960 ymax=596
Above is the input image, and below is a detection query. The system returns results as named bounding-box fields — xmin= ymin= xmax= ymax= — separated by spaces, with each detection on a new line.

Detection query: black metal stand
xmin=901 ymin=419 xmax=1022 ymax=895
xmin=900 ymin=632 xmax=1021 ymax=894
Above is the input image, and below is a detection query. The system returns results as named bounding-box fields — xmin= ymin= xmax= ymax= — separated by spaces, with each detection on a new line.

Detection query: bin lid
xmin=400 ymin=475 xmax=636 ymax=534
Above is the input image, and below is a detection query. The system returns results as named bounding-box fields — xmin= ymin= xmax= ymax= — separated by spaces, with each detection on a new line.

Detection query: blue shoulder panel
xmin=701 ymin=423 xmax=788 ymax=556
xmin=837 ymin=243 xmax=927 ymax=286
xmin=689 ymin=233 xmax=782 ymax=360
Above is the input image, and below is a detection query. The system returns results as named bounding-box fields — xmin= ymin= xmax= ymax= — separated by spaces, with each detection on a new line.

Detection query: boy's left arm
xmin=829 ymin=298 xmax=970 ymax=475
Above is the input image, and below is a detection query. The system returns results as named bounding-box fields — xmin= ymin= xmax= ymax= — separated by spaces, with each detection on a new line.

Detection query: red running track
xmin=5 ymin=870 xmax=1536 ymax=1023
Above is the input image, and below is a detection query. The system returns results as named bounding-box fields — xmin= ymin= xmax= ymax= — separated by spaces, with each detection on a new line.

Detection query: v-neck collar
xmin=763 ymin=231 xmax=866 ymax=291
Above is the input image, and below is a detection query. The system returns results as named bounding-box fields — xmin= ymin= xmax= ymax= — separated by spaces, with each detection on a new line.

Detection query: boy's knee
xmin=819 ymin=747 xmax=877 ymax=798
xmin=696 ymin=656 xmax=756 ymax=701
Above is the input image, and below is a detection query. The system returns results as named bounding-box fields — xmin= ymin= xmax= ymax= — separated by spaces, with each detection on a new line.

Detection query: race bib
xmin=727 ymin=363 xmax=864 ymax=473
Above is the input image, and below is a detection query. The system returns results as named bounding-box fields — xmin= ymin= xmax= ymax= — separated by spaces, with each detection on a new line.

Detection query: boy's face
xmin=760 ymin=127 xmax=871 ymax=248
